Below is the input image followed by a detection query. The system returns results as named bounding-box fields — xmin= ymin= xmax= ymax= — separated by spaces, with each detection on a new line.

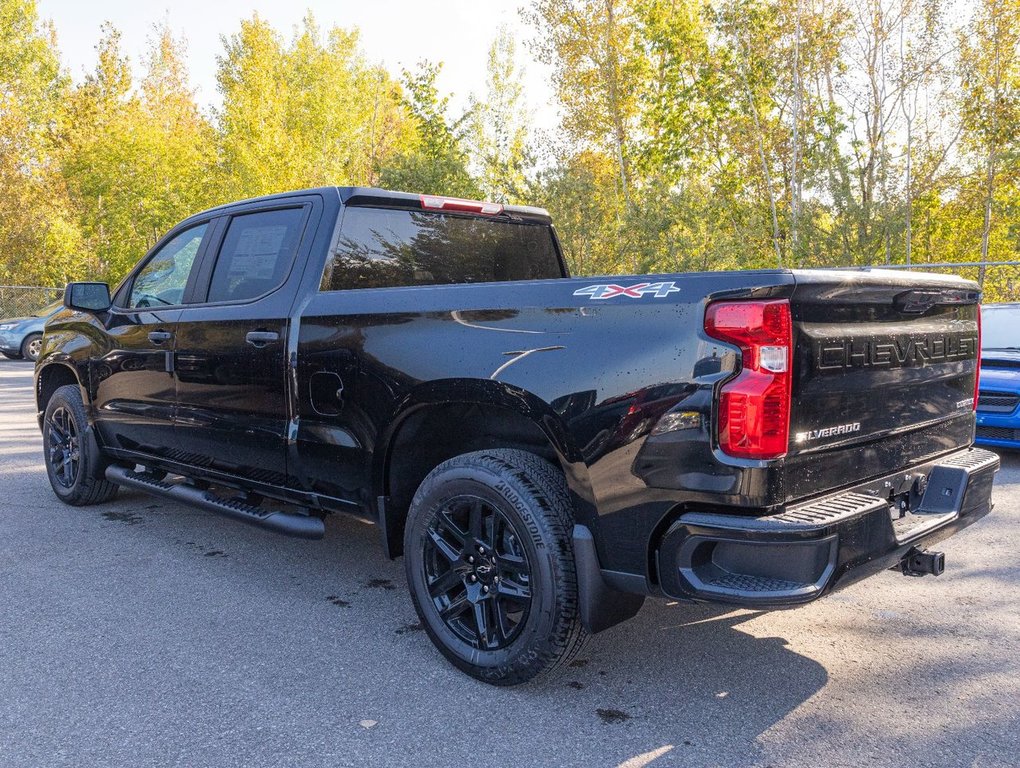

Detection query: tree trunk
xmin=739 ymin=53 xmax=783 ymax=267
xmin=790 ymin=0 xmax=804 ymax=265
xmin=980 ymin=0 xmax=1002 ymax=287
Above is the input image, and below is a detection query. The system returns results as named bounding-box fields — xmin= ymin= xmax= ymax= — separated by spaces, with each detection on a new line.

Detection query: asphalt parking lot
xmin=1 ymin=360 xmax=1018 ymax=768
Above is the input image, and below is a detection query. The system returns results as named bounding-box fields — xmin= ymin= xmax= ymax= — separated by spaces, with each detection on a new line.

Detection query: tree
xmin=137 ymin=23 xmax=220 ymax=241
xmin=959 ymin=0 xmax=1020 ymax=274
xmin=0 ymin=0 xmax=80 ymax=285
xmin=467 ymin=28 xmax=532 ymax=203
xmin=61 ymin=22 xmax=217 ymax=281
xmin=538 ymin=149 xmax=623 ymax=274
xmin=527 ymin=0 xmax=648 ymax=207
xmin=377 ymin=61 xmax=480 ymax=197
xmin=713 ymin=0 xmax=788 ymax=265
xmin=215 ymin=15 xmax=290 ymax=197
xmin=216 ymin=14 xmax=414 ymax=199
xmin=633 ymin=0 xmax=849 ymax=268
xmin=5 ymin=0 xmax=1020 ymax=294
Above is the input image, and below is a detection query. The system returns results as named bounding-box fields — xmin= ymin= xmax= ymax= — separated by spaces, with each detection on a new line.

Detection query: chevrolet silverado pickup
xmin=36 ymin=187 xmax=998 ymax=685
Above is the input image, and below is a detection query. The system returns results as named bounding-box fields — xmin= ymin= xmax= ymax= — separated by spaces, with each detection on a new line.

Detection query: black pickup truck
xmin=37 ymin=187 xmax=998 ymax=685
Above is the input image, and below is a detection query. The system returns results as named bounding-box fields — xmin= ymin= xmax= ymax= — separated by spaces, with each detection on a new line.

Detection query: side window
xmin=128 ymin=223 xmax=208 ymax=309
xmin=206 ymin=208 xmax=306 ymax=303
xmin=321 ymin=207 xmax=563 ymax=291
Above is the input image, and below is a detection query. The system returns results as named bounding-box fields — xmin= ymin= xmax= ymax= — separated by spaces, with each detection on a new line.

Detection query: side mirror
xmin=64 ymin=282 xmax=112 ymax=313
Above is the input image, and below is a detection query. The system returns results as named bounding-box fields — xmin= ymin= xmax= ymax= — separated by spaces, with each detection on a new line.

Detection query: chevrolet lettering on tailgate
xmin=817 ymin=333 xmax=978 ymax=371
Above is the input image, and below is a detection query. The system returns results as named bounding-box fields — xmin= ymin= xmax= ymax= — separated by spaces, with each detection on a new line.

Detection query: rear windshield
xmin=321 ymin=206 xmax=563 ymax=291
xmin=982 ymin=305 xmax=1020 ymax=350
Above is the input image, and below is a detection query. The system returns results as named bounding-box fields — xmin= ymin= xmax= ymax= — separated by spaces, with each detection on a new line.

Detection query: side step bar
xmin=105 ymin=465 xmax=325 ymax=540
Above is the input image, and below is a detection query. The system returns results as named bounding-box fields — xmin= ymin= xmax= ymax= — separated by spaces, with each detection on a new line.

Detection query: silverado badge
xmin=795 ymin=422 xmax=862 ymax=443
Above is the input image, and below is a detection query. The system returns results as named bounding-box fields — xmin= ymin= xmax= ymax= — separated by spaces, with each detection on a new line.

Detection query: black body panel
xmin=89 ymin=308 xmax=181 ymax=455
xmin=171 ymin=196 xmax=322 ymax=486
xmin=292 ymin=267 xmax=796 ymax=574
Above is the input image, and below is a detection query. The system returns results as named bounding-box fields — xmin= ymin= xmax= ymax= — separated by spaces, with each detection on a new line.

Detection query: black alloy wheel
xmin=42 ymin=384 xmax=119 ymax=505
xmin=405 ymin=449 xmax=587 ymax=685
xmin=47 ymin=405 xmax=80 ymax=488
xmin=423 ymin=495 xmax=533 ymax=650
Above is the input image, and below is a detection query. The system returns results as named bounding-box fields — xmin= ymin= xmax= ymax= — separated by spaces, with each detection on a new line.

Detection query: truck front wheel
xmin=404 ymin=449 xmax=587 ymax=685
xmin=43 ymin=384 xmax=118 ymax=505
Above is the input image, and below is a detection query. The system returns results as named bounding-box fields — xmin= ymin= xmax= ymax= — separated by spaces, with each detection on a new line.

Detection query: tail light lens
xmin=420 ymin=195 xmax=504 ymax=215
xmin=974 ymin=305 xmax=982 ymax=411
xmin=704 ymin=299 xmax=793 ymax=459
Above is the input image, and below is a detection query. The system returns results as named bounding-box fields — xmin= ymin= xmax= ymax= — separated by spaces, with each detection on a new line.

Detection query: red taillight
xmin=974 ymin=305 xmax=982 ymax=410
xmin=420 ymin=194 xmax=504 ymax=215
xmin=705 ymin=299 xmax=793 ymax=459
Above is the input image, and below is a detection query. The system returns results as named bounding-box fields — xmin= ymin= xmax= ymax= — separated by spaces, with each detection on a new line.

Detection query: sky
xmin=36 ymin=0 xmax=561 ymax=133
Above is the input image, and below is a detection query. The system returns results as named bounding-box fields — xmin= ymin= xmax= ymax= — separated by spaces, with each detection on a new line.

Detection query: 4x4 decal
xmin=573 ymin=281 xmax=682 ymax=300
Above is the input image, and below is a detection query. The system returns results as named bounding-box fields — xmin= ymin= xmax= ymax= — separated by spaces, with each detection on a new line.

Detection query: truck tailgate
xmin=785 ymin=270 xmax=980 ymax=502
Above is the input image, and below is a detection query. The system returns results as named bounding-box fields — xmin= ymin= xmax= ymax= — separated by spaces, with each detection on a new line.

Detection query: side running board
xmin=105 ymin=465 xmax=325 ymax=540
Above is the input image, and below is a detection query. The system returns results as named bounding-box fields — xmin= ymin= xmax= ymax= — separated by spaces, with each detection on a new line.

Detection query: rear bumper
xmin=655 ymin=447 xmax=999 ymax=607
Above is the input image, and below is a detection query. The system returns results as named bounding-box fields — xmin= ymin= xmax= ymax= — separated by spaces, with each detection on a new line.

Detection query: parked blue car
xmin=0 ymin=300 xmax=63 ymax=362
xmin=976 ymin=303 xmax=1020 ymax=451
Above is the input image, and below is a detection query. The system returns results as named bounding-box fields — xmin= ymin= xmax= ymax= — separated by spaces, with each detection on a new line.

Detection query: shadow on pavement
xmin=92 ymin=486 xmax=828 ymax=766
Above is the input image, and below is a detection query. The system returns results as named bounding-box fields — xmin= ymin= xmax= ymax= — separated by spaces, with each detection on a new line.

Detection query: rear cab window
xmin=321 ymin=206 xmax=564 ymax=291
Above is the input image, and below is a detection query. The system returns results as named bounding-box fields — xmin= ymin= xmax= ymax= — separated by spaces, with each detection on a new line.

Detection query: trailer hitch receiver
xmin=898 ymin=547 xmax=945 ymax=577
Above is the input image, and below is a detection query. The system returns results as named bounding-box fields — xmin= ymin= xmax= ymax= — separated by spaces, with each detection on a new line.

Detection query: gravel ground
xmin=1 ymin=359 xmax=1018 ymax=768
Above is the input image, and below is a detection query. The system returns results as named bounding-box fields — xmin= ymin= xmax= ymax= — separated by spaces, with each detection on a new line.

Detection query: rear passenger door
xmin=173 ymin=200 xmax=319 ymax=488
xmin=292 ymin=202 xmax=566 ymax=507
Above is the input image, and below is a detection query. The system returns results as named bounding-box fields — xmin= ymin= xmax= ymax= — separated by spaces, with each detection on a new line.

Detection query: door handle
xmin=148 ymin=330 xmax=173 ymax=344
xmin=246 ymin=330 xmax=280 ymax=347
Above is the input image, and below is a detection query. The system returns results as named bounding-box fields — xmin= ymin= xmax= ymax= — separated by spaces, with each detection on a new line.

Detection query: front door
xmin=173 ymin=205 xmax=313 ymax=489
xmin=92 ymin=222 xmax=210 ymax=457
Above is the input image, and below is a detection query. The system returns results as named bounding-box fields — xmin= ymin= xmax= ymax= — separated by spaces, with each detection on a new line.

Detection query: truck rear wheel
xmin=404 ymin=449 xmax=587 ymax=685
xmin=43 ymin=384 xmax=118 ymax=505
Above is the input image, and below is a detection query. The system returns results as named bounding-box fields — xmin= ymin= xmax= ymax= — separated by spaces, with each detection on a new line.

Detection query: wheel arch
xmin=374 ymin=379 xmax=597 ymax=559
xmin=35 ymin=361 xmax=86 ymax=427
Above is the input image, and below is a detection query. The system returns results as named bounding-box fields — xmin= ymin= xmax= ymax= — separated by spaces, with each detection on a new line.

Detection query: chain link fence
xmin=0 ymin=286 xmax=64 ymax=320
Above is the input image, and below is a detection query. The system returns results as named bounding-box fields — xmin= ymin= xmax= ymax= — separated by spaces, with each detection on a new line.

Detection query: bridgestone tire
xmin=43 ymin=384 xmax=119 ymax=505
xmin=404 ymin=449 xmax=587 ymax=685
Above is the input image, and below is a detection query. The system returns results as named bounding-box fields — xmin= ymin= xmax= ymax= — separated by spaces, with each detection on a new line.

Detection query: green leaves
xmin=61 ymin=22 xmax=218 ymax=280
xmin=526 ymin=0 xmax=1020 ymax=293
xmin=216 ymin=14 xmax=414 ymax=197
xmin=467 ymin=28 xmax=533 ymax=204
xmin=2 ymin=0 xmax=1020 ymax=297
xmin=377 ymin=62 xmax=480 ymax=198
xmin=0 ymin=0 xmax=72 ymax=285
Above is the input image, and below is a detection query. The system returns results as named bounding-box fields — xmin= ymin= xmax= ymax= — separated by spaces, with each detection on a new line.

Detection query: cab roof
xmin=190 ymin=186 xmax=552 ymax=225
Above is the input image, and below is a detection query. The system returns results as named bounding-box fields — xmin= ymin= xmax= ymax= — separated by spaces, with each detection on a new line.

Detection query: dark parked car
xmin=0 ymin=300 xmax=62 ymax=362
xmin=976 ymin=303 xmax=1020 ymax=450
xmin=36 ymin=187 xmax=998 ymax=685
